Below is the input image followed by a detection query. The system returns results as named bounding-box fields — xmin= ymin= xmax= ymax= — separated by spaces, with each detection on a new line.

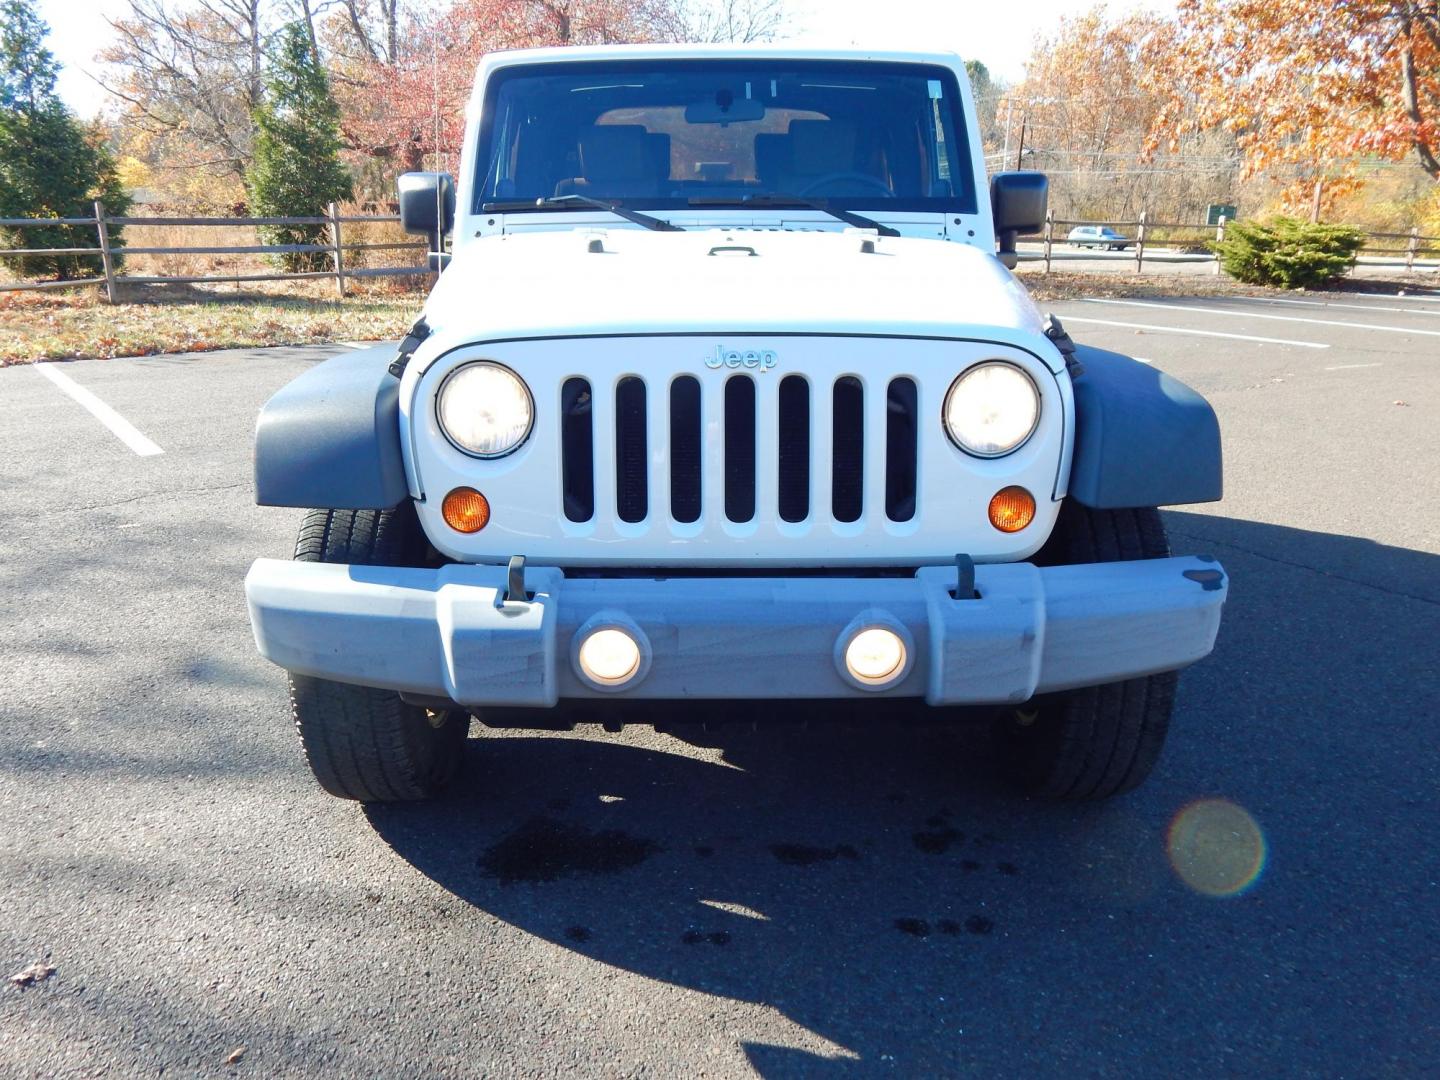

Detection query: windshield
xmin=474 ymin=59 xmax=976 ymax=215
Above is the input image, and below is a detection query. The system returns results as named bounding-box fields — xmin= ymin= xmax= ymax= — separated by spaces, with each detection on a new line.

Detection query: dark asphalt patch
xmin=477 ymin=817 xmax=659 ymax=884
xmin=895 ymin=916 xmax=996 ymax=938
xmin=769 ymin=842 xmax=860 ymax=866
xmin=913 ymin=825 xmax=965 ymax=854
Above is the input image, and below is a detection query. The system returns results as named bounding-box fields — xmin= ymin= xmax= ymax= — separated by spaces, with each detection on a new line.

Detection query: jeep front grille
xmin=561 ymin=372 xmax=920 ymax=527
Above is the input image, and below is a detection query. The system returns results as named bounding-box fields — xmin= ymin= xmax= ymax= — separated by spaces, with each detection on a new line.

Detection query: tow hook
xmin=953 ymin=553 xmax=978 ymax=600
xmin=500 ymin=555 xmax=534 ymax=606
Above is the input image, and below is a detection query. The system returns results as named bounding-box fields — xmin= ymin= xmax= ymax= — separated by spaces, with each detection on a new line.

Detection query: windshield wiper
xmin=687 ymin=194 xmax=900 ymax=237
xmin=481 ymin=194 xmax=683 ymax=232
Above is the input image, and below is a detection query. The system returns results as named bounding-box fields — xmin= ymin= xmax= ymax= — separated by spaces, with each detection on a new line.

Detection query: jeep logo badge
xmin=705 ymin=346 xmax=777 ymax=372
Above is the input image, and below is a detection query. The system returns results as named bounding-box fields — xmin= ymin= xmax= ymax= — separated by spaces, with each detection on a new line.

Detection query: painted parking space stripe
xmin=32 ymin=363 xmax=164 ymax=456
xmin=1083 ymin=298 xmax=1440 ymax=337
xmin=1324 ymin=363 xmax=1383 ymax=371
xmin=1242 ymin=296 xmax=1440 ymax=317
xmin=1060 ymin=315 xmax=1329 ymax=349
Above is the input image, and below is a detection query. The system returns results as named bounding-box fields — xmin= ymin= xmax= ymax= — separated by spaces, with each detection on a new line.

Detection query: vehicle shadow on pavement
xmin=364 ymin=512 xmax=1440 ymax=1076
xmin=367 ymin=717 xmax=1078 ymax=1075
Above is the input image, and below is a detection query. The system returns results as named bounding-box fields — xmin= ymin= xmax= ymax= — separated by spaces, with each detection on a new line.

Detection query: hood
xmin=422 ymin=227 xmax=1053 ymax=364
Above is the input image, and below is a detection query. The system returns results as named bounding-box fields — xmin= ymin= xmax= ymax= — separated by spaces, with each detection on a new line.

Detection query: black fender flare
xmin=1067 ymin=344 xmax=1222 ymax=509
xmin=254 ymin=345 xmax=409 ymax=510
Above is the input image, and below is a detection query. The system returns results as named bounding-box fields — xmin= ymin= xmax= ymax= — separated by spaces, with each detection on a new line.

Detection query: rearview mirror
xmin=990 ymin=171 xmax=1048 ymax=269
xmin=398 ymin=172 xmax=455 ymax=271
xmin=684 ymin=94 xmax=765 ymax=124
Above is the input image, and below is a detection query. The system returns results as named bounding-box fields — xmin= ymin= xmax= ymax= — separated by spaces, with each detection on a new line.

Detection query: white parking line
xmin=1324 ymin=363 xmax=1383 ymax=371
xmin=1244 ymin=296 xmax=1440 ymax=316
xmin=32 ymin=363 xmax=164 ymax=456
xmin=1084 ymin=298 xmax=1440 ymax=337
xmin=1060 ymin=315 xmax=1329 ymax=349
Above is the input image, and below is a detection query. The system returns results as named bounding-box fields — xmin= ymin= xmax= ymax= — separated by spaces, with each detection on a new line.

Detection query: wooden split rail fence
xmin=4 ymin=204 xmax=1437 ymax=291
xmin=0 ymin=201 xmax=429 ymax=301
xmin=1030 ymin=210 xmax=1440 ymax=275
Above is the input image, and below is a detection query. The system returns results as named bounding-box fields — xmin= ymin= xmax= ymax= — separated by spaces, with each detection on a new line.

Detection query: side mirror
xmin=990 ymin=171 xmax=1048 ymax=270
xmin=398 ymin=172 xmax=455 ymax=271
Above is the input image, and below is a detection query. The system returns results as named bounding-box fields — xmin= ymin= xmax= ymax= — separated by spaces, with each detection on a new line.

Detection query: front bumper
xmin=244 ymin=557 xmax=1227 ymax=707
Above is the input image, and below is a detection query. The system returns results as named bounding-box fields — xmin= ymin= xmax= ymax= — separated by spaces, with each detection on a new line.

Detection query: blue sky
xmin=39 ymin=0 xmax=1175 ymax=116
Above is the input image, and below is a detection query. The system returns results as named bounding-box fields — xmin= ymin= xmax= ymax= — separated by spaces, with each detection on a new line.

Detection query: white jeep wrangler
xmin=244 ymin=45 xmax=1227 ymax=803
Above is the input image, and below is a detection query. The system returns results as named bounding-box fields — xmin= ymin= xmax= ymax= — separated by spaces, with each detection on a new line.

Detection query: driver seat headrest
xmin=786 ymin=120 xmax=858 ymax=177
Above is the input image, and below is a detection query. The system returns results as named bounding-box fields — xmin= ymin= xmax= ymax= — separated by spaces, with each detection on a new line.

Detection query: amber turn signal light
xmin=988 ymin=486 xmax=1035 ymax=533
xmin=442 ymin=487 xmax=490 ymax=533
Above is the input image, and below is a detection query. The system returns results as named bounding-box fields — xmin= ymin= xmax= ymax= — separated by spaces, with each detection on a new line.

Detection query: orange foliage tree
xmin=1150 ymin=0 xmax=1440 ymax=210
xmin=333 ymin=0 xmax=687 ymax=180
xmin=1010 ymin=9 xmax=1237 ymax=221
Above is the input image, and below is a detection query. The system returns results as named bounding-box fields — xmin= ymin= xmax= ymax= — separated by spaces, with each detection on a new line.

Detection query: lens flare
xmin=1166 ymin=799 xmax=1266 ymax=897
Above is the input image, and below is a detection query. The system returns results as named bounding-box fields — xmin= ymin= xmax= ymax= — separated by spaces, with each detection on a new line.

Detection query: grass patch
xmin=3 ymin=268 xmax=1435 ymax=365
xmin=0 ymin=281 xmax=421 ymax=365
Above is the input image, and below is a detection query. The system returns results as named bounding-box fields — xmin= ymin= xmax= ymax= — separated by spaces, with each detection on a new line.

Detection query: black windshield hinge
xmin=1043 ymin=314 xmax=1085 ymax=378
xmin=387 ymin=316 xmax=431 ymax=379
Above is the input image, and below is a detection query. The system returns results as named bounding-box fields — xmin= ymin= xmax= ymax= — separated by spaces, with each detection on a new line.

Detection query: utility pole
xmin=1015 ymin=114 xmax=1027 ymax=170
xmin=1001 ymin=97 xmax=1013 ymax=170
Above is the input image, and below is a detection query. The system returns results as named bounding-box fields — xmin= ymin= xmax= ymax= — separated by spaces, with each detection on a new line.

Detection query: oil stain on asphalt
xmin=477 ymin=817 xmax=659 ymax=884
xmin=895 ymin=915 xmax=996 ymax=938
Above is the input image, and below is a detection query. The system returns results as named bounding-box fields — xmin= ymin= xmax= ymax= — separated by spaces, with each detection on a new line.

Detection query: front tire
xmin=287 ymin=505 xmax=469 ymax=802
xmin=995 ymin=503 xmax=1178 ymax=801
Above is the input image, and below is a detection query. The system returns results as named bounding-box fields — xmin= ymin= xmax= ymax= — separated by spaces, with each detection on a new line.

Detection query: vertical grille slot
xmin=615 ymin=376 xmax=647 ymax=523
xmin=778 ymin=375 xmax=810 ymax=523
xmin=724 ymin=375 xmax=756 ymax=523
xmin=885 ymin=377 xmax=918 ymax=522
xmin=832 ymin=376 xmax=864 ymax=522
xmin=560 ymin=377 xmax=594 ymax=522
xmin=669 ymin=376 xmax=702 ymax=523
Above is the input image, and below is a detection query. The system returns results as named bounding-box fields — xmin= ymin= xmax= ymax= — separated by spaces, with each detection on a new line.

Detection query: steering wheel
xmin=796 ymin=172 xmax=895 ymax=198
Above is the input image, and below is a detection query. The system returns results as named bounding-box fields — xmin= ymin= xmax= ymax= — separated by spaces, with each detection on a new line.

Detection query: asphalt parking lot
xmin=2 ymin=292 xmax=1438 ymax=1077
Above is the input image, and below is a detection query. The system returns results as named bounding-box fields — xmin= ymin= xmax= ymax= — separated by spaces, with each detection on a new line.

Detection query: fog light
xmin=442 ymin=487 xmax=490 ymax=533
xmin=988 ymin=486 xmax=1035 ymax=533
xmin=578 ymin=628 xmax=642 ymax=686
xmin=844 ymin=627 xmax=907 ymax=685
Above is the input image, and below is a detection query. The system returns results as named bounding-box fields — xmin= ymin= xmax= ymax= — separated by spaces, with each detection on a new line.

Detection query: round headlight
xmin=436 ymin=362 xmax=534 ymax=458
xmin=942 ymin=362 xmax=1040 ymax=457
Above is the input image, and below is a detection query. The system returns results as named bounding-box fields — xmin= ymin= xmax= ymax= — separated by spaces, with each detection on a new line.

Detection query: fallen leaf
xmin=9 ymin=962 xmax=56 ymax=987
xmin=1393 ymin=400 xmax=1409 ymax=407
xmin=225 ymin=1046 xmax=246 ymax=1065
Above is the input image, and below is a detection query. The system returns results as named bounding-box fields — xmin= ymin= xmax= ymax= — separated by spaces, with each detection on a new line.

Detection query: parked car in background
xmin=1068 ymin=225 xmax=1132 ymax=250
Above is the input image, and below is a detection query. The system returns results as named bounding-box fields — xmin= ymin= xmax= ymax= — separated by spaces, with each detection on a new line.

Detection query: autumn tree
xmin=1150 ymin=0 xmax=1440 ymax=213
xmin=247 ymin=20 xmax=351 ymax=270
xmin=0 ymin=0 xmax=130 ymax=279
xmin=332 ymin=0 xmax=718 ymax=185
xmin=99 ymin=0 xmax=269 ymax=206
xmin=1011 ymin=8 xmax=1236 ymax=221
xmin=965 ymin=58 xmax=1001 ymax=149
xmin=660 ymin=0 xmax=786 ymax=42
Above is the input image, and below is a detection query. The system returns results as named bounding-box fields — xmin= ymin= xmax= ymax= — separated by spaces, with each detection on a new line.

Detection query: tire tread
xmin=1003 ymin=502 xmax=1179 ymax=801
xmin=286 ymin=506 xmax=467 ymax=802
